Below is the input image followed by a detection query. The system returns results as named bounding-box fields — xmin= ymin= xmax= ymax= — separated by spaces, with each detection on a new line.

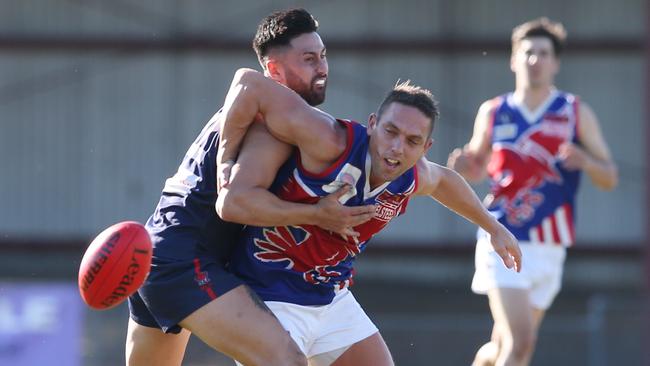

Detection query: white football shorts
xmin=266 ymin=288 xmax=378 ymax=362
xmin=472 ymin=236 xmax=566 ymax=310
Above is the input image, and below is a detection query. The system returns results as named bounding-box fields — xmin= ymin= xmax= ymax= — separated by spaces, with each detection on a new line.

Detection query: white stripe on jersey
xmin=293 ymin=169 xmax=319 ymax=197
xmin=529 ymin=227 xmax=540 ymax=243
xmin=542 ymin=218 xmax=554 ymax=245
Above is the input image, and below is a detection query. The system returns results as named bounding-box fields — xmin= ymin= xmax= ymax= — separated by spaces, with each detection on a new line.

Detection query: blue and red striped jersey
xmin=483 ymin=91 xmax=582 ymax=246
xmin=229 ymin=120 xmax=418 ymax=305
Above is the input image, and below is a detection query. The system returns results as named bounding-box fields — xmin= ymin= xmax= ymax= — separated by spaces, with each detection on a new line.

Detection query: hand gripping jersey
xmin=485 ymin=91 xmax=581 ymax=246
xmin=228 ymin=120 xmax=418 ymax=305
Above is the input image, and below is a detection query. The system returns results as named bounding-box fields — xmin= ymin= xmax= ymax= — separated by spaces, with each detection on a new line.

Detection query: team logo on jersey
xmin=374 ymin=189 xmax=410 ymax=222
xmin=489 ymin=120 xmax=571 ymax=226
xmin=253 ymin=226 xmax=362 ymax=285
xmin=194 ymin=271 xmax=210 ymax=287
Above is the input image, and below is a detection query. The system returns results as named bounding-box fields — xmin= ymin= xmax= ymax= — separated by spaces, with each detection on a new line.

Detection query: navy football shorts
xmin=128 ymin=253 xmax=245 ymax=334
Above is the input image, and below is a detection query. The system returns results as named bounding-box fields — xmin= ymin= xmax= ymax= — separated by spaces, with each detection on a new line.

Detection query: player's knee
xmin=472 ymin=342 xmax=498 ymax=366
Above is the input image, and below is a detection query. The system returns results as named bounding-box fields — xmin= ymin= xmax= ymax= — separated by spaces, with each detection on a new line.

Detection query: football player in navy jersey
xmin=447 ymin=18 xmax=617 ymax=366
xmin=125 ymin=9 xmax=376 ymax=366
xmin=215 ymin=69 xmax=521 ymax=366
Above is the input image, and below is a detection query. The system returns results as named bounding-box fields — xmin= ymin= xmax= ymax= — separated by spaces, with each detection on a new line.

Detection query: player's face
xmin=275 ymin=32 xmax=328 ymax=106
xmin=367 ymin=102 xmax=433 ymax=188
xmin=511 ymin=37 xmax=559 ymax=89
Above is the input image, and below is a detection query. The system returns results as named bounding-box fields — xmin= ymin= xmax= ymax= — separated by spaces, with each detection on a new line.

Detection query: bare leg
xmin=125 ymin=318 xmax=191 ymax=366
xmin=179 ymin=284 xmax=307 ymax=366
xmin=521 ymin=308 xmax=545 ymax=365
xmin=472 ymin=323 xmax=500 ymax=366
xmin=486 ymin=287 xmax=542 ymax=366
xmin=328 ymin=332 xmax=394 ymax=366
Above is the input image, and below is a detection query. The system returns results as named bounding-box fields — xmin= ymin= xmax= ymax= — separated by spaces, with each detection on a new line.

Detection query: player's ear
xmin=266 ymin=59 xmax=285 ymax=83
xmin=424 ymin=138 xmax=433 ymax=152
xmin=367 ymin=113 xmax=378 ymax=135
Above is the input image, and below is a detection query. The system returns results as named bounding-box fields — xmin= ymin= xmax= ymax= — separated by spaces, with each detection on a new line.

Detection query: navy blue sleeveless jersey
xmin=145 ymin=111 xmax=242 ymax=261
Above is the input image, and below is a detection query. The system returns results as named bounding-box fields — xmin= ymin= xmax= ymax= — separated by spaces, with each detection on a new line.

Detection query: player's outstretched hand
xmin=446 ymin=147 xmax=466 ymax=170
xmin=314 ymin=185 xmax=376 ymax=238
xmin=489 ymin=225 xmax=522 ymax=272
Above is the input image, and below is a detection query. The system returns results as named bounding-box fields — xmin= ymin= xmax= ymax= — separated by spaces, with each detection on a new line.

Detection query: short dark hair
xmin=377 ymin=80 xmax=439 ymax=138
xmin=253 ymin=8 xmax=319 ymax=66
xmin=511 ymin=17 xmax=567 ymax=56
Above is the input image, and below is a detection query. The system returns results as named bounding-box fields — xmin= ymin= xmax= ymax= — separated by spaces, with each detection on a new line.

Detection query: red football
xmin=78 ymin=221 xmax=152 ymax=310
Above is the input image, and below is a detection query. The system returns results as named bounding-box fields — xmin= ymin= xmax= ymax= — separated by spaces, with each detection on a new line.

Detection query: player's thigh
xmin=328 ymin=332 xmax=394 ymax=366
xmin=125 ymin=317 xmax=191 ymax=366
xmin=179 ymin=284 xmax=306 ymax=366
xmin=531 ymin=307 xmax=546 ymax=334
xmin=487 ymin=287 xmax=535 ymax=341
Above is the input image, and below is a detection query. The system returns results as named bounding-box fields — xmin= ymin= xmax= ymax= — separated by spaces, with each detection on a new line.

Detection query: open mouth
xmin=384 ymin=158 xmax=400 ymax=169
xmin=313 ymin=78 xmax=326 ymax=88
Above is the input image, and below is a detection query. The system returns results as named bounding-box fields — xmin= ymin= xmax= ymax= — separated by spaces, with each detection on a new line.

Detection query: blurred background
xmin=0 ymin=0 xmax=647 ymax=365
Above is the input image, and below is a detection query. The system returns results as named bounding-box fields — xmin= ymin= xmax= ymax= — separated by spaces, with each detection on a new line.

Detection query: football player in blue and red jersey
xmin=216 ymin=69 xmax=522 ymax=366
xmin=447 ymin=18 xmax=618 ymax=366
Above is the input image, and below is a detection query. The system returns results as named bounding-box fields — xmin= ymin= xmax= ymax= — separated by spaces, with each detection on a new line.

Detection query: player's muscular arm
xmin=558 ymin=102 xmax=618 ymax=190
xmin=415 ymin=158 xmax=521 ymax=272
xmin=447 ymin=100 xmax=494 ymax=183
xmin=217 ymin=68 xmax=345 ymax=176
xmin=216 ymin=123 xmax=375 ymax=235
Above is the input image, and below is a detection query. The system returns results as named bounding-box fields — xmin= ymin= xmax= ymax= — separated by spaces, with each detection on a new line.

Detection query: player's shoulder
xmin=476 ymin=95 xmax=507 ymax=118
xmin=576 ymin=99 xmax=600 ymax=130
xmin=558 ymin=91 xmax=596 ymax=120
xmin=334 ymin=118 xmax=367 ymax=143
xmin=414 ymin=158 xmax=443 ymax=195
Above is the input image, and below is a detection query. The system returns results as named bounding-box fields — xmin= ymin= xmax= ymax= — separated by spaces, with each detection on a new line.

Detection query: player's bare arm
xmin=558 ymin=102 xmax=618 ymax=190
xmin=216 ymin=122 xmax=375 ymax=236
xmin=217 ymin=68 xmax=346 ymax=176
xmin=446 ymin=99 xmax=494 ymax=183
xmin=415 ymin=158 xmax=521 ymax=272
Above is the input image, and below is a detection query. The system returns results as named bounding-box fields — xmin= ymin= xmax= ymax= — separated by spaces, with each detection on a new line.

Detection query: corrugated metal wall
xmin=0 ymin=0 xmax=645 ymax=245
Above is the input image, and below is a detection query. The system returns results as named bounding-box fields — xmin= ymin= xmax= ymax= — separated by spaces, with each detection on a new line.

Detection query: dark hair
xmin=253 ymin=8 xmax=319 ymax=66
xmin=377 ymin=80 xmax=439 ymax=138
xmin=511 ymin=17 xmax=567 ymax=56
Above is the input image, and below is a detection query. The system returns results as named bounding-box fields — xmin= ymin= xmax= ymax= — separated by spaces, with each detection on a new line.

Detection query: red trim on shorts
xmin=193 ymin=258 xmax=217 ymax=300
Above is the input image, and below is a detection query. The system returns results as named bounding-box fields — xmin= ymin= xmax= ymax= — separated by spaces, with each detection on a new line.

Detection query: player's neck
xmin=513 ymin=85 xmax=556 ymax=111
xmin=368 ymin=177 xmax=383 ymax=191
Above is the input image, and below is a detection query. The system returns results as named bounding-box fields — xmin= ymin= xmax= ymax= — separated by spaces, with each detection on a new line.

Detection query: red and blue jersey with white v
xmin=485 ymin=91 xmax=581 ymax=246
xmin=228 ymin=119 xmax=418 ymax=305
